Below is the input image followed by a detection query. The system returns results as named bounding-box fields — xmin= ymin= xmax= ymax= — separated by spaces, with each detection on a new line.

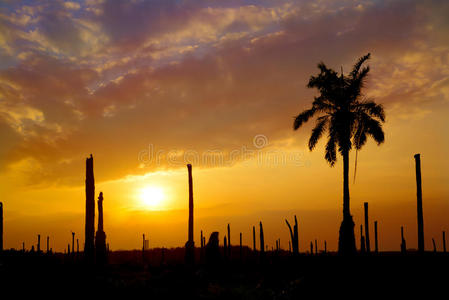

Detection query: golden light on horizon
xmin=0 ymin=0 xmax=448 ymax=254
xmin=138 ymin=186 xmax=166 ymax=210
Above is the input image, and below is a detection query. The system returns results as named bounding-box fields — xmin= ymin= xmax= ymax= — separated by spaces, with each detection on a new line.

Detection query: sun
xmin=139 ymin=186 xmax=165 ymax=210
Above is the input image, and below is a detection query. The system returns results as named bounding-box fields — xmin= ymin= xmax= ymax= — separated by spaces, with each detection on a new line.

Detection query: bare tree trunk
xmin=401 ymin=226 xmax=406 ymax=254
xmin=85 ymin=154 xmax=95 ymax=263
xmin=443 ymin=231 xmax=446 ymax=253
xmin=360 ymin=225 xmax=365 ymax=254
xmin=285 ymin=216 xmax=299 ymax=255
xmin=227 ymin=224 xmax=231 ymax=258
xmin=0 ymin=202 xmax=3 ymax=252
xmin=259 ymin=222 xmax=264 ymax=256
xmin=252 ymin=226 xmax=256 ymax=251
xmin=364 ymin=202 xmax=370 ymax=253
xmin=414 ymin=154 xmax=425 ymax=253
xmin=72 ymin=232 xmax=75 ymax=254
xmin=374 ymin=221 xmax=379 ymax=253
xmin=239 ymin=232 xmax=242 ymax=259
xmin=95 ymin=192 xmax=107 ymax=265
xmin=185 ymin=164 xmax=195 ymax=265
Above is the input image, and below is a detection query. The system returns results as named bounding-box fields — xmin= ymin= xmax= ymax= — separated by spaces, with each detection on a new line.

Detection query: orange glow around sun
xmin=138 ymin=186 xmax=166 ymax=210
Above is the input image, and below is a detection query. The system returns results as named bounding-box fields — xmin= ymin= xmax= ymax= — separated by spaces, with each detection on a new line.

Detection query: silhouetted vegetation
xmin=364 ymin=202 xmax=371 ymax=253
xmin=95 ymin=192 xmax=107 ymax=265
xmin=374 ymin=221 xmax=379 ymax=253
xmin=85 ymin=154 xmax=95 ymax=263
xmin=1 ymin=54 xmax=447 ymax=297
xmin=360 ymin=225 xmax=366 ymax=253
xmin=0 ymin=202 xmax=3 ymax=252
xmin=285 ymin=215 xmax=299 ymax=255
xmin=401 ymin=226 xmax=407 ymax=254
xmin=185 ymin=164 xmax=195 ymax=265
xmin=252 ymin=226 xmax=256 ymax=251
xmin=415 ymin=154 xmax=425 ymax=253
xmin=293 ymin=53 xmax=385 ymax=255
xmin=259 ymin=222 xmax=265 ymax=257
xmin=443 ymin=231 xmax=447 ymax=253
xmin=227 ymin=224 xmax=231 ymax=258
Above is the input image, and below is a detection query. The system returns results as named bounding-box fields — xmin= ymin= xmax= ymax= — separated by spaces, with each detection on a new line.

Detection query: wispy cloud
xmin=0 ymin=0 xmax=448 ymax=186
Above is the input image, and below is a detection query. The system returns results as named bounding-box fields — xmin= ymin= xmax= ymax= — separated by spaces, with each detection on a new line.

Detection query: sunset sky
xmin=1 ymin=0 xmax=448 ymax=252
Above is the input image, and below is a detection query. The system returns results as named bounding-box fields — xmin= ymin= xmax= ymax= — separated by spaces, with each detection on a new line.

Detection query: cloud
xmin=0 ymin=0 xmax=448 ymax=187
xmin=63 ymin=1 xmax=81 ymax=11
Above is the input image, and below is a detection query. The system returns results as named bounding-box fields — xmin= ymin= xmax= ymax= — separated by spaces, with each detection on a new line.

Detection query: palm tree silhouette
xmin=293 ymin=53 xmax=385 ymax=255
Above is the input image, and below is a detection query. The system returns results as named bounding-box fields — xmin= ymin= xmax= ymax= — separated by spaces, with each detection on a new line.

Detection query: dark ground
xmin=1 ymin=248 xmax=447 ymax=298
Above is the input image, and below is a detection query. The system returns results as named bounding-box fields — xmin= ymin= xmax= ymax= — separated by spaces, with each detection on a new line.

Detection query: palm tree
xmin=293 ymin=53 xmax=385 ymax=255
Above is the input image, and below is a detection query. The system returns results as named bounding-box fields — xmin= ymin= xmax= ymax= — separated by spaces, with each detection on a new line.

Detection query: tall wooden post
xmin=414 ymin=154 xmax=424 ymax=253
xmin=364 ymin=202 xmax=370 ymax=253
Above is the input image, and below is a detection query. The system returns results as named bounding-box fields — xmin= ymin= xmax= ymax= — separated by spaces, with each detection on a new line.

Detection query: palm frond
xmin=308 ymin=63 xmax=339 ymax=90
xmin=294 ymin=53 xmax=385 ymax=171
xmin=353 ymin=125 xmax=367 ymax=150
xmin=354 ymin=66 xmax=370 ymax=90
xmin=366 ymin=117 xmax=385 ymax=144
xmin=358 ymin=100 xmax=385 ymax=122
xmin=309 ymin=116 xmax=329 ymax=150
xmin=350 ymin=53 xmax=371 ymax=78
xmin=293 ymin=108 xmax=316 ymax=130
xmin=312 ymin=96 xmax=335 ymax=113
xmin=325 ymin=135 xmax=337 ymax=166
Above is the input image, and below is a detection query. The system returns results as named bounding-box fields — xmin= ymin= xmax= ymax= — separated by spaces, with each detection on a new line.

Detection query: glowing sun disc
xmin=139 ymin=186 xmax=165 ymax=209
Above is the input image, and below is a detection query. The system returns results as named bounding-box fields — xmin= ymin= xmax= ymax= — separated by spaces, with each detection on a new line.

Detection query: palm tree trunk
xmin=343 ymin=149 xmax=350 ymax=217
xmin=338 ymin=149 xmax=356 ymax=255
